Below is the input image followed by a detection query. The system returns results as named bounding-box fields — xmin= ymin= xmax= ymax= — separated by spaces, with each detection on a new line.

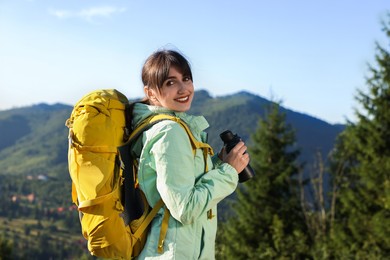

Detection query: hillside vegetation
xmin=0 ymin=90 xmax=343 ymax=258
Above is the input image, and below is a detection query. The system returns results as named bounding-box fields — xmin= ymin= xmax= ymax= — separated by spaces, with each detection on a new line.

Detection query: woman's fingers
xmin=222 ymin=141 xmax=250 ymax=173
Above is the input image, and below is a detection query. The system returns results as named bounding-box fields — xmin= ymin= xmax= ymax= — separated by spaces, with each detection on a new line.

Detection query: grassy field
xmin=0 ymin=216 xmax=92 ymax=259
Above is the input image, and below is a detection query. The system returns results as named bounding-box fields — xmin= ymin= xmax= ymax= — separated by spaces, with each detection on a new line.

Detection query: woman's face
xmin=146 ymin=66 xmax=194 ymax=112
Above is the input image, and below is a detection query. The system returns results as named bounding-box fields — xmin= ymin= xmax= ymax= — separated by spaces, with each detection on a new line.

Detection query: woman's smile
xmin=175 ymin=96 xmax=190 ymax=103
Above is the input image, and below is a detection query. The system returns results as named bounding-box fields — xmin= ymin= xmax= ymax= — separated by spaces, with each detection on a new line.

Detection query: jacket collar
xmin=132 ymin=103 xmax=209 ymax=133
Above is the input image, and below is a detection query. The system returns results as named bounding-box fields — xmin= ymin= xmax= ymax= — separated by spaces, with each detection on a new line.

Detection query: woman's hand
xmin=219 ymin=141 xmax=250 ymax=174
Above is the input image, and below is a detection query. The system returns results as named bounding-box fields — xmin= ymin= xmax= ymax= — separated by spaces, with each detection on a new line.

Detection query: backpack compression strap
xmin=68 ymin=129 xmax=121 ymax=208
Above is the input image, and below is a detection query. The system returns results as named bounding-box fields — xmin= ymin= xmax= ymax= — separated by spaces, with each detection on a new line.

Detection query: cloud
xmin=49 ymin=9 xmax=72 ymax=19
xmin=49 ymin=6 xmax=126 ymax=22
xmin=79 ymin=6 xmax=126 ymax=20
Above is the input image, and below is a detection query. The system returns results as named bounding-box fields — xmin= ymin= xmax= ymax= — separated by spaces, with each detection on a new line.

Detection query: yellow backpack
xmin=66 ymin=89 xmax=213 ymax=259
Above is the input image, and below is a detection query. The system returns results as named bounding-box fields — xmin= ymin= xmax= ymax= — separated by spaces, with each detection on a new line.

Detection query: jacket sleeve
xmin=147 ymin=121 xmax=238 ymax=225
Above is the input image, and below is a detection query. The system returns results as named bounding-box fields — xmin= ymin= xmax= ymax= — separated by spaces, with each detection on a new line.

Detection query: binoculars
xmin=220 ymin=130 xmax=255 ymax=183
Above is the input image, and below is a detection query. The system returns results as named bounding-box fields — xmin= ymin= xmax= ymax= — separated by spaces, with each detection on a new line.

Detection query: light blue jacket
xmin=132 ymin=103 xmax=239 ymax=259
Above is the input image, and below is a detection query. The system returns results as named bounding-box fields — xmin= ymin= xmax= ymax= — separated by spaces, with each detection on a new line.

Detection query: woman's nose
xmin=177 ymin=81 xmax=186 ymax=92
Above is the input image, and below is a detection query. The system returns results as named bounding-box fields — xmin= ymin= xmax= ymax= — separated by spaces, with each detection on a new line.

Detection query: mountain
xmin=0 ymin=103 xmax=71 ymax=178
xmin=0 ymin=90 xmax=344 ymax=178
xmin=0 ymin=90 xmax=344 ymax=258
xmin=190 ymin=90 xmax=344 ymax=165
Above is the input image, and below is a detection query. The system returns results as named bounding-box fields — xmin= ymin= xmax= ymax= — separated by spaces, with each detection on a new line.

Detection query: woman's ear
xmin=144 ymin=86 xmax=158 ymax=105
xmin=144 ymin=86 xmax=154 ymax=99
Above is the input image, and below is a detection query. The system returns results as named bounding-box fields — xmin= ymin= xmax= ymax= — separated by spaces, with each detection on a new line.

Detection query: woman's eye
xmin=183 ymin=76 xmax=191 ymax=82
xmin=166 ymin=80 xmax=174 ymax=86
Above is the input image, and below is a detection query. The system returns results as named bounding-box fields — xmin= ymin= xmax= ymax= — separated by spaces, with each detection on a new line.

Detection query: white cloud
xmin=79 ymin=6 xmax=126 ymax=21
xmin=49 ymin=9 xmax=72 ymax=19
xmin=49 ymin=6 xmax=126 ymax=22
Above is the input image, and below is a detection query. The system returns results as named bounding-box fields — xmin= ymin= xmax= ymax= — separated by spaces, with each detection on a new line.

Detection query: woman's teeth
xmin=176 ymin=96 xmax=189 ymax=102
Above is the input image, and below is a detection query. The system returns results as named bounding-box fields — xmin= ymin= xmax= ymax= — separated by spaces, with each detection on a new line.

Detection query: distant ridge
xmin=0 ymin=90 xmax=344 ymax=182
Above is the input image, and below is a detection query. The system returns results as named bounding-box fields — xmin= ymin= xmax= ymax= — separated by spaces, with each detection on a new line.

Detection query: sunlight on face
xmin=149 ymin=67 xmax=194 ymax=112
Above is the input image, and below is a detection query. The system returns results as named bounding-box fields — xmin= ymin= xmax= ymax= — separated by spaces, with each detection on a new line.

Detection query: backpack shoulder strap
xmin=127 ymin=114 xmax=214 ymax=156
xmin=125 ymin=113 xmax=215 ymax=254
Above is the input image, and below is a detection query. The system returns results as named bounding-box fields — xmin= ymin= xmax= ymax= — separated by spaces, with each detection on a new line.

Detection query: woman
xmin=131 ymin=49 xmax=250 ymax=259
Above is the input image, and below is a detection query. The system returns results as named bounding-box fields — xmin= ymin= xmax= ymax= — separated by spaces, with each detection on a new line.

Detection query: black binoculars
xmin=220 ymin=130 xmax=255 ymax=183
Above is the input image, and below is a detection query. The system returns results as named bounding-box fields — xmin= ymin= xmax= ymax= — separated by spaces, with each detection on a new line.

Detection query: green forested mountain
xmin=0 ymin=90 xmax=343 ymax=258
xmin=0 ymin=90 xmax=343 ymax=179
xmin=190 ymin=90 xmax=344 ymax=164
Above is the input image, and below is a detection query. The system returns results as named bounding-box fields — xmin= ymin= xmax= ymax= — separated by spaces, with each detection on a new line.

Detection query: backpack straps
xmin=128 ymin=114 xmax=214 ymax=254
xmin=128 ymin=114 xmax=214 ymax=169
xmin=157 ymin=206 xmax=171 ymax=254
xmin=133 ymin=198 xmax=165 ymax=240
xmin=169 ymin=116 xmax=214 ymax=171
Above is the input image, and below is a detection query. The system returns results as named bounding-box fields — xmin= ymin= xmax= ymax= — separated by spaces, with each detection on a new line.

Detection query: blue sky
xmin=0 ymin=0 xmax=388 ymax=124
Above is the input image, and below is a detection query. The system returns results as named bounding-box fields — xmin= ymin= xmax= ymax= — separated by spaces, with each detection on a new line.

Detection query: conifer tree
xmin=216 ymin=102 xmax=309 ymax=259
xmin=329 ymin=15 xmax=390 ymax=258
xmin=0 ymin=237 xmax=13 ymax=260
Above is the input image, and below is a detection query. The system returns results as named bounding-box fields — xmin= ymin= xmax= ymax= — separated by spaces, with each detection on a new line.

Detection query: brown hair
xmin=126 ymin=49 xmax=193 ymax=132
xmin=141 ymin=49 xmax=193 ymax=90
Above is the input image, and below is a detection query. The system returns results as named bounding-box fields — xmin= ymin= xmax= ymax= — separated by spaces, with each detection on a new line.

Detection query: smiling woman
xmin=142 ymin=50 xmax=194 ymax=112
xmin=144 ymin=66 xmax=194 ymax=112
xmin=125 ymin=49 xmax=251 ymax=259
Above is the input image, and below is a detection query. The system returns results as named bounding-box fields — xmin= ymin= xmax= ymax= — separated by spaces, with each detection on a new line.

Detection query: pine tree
xmin=0 ymin=236 xmax=13 ymax=260
xmin=329 ymin=15 xmax=390 ymax=258
xmin=216 ymin=102 xmax=309 ymax=259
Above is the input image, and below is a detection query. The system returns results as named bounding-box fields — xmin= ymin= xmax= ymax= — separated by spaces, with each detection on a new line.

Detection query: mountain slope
xmin=0 ymin=103 xmax=72 ymax=178
xmin=190 ymin=90 xmax=343 ymax=164
xmin=0 ymin=90 xmax=344 ymax=179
